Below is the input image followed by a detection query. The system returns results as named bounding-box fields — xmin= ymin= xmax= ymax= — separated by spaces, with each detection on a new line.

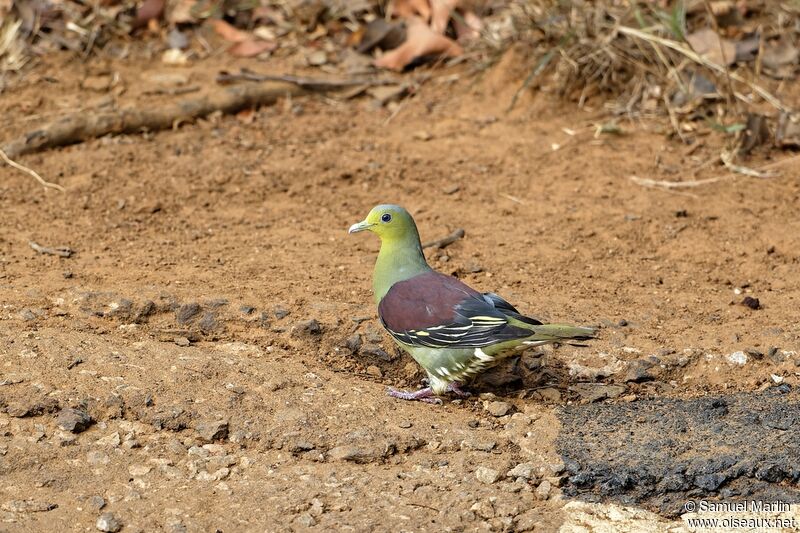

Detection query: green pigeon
xmin=349 ymin=204 xmax=594 ymax=404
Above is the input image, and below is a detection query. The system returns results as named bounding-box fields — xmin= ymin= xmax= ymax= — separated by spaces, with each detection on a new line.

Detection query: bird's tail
xmin=525 ymin=324 xmax=595 ymax=343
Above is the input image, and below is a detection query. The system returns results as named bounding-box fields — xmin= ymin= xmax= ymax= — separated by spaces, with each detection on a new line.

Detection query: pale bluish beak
xmin=348 ymin=220 xmax=373 ymax=234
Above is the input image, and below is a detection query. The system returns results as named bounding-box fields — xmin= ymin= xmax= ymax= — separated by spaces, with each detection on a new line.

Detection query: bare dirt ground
xmin=1 ymin=47 xmax=799 ymax=532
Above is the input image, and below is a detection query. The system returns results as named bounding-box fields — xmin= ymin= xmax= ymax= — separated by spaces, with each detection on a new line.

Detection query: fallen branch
xmin=422 ymin=228 xmax=465 ymax=249
xmin=0 ymin=148 xmax=65 ymax=192
xmin=1 ymin=81 xmax=306 ymax=159
xmin=216 ymin=69 xmax=398 ymax=91
xmin=29 ymin=241 xmax=73 ymax=258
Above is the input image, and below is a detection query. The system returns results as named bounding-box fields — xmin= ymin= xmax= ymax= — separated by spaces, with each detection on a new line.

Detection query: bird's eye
xmin=381 ymin=213 xmax=392 ymax=223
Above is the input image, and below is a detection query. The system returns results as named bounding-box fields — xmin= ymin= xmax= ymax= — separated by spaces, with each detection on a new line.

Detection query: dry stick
xmin=629 ymin=174 xmax=728 ymax=189
xmin=616 ymin=26 xmax=788 ymax=112
xmin=1 ymin=81 xmax=307 ymax=159
xmin=422 ymin=228 xmax=465 ymax=249
xmin=0 ymin=147 xmax=65 ymax=192
xmin=29 ymin=241 xmax=73 ymax=257
xmin=216 ymin=70 xmax=398 ymax=90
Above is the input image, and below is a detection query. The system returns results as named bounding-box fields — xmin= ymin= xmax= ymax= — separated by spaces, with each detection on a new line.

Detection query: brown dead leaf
xmin=776 ymin=112 xmax=800 ymax=148
xmin=454 ymin=10 xmax=482 ymax=41
xmin=686 ymin=28 xmax=736 ymax=66
xmin=135 ymin=0 xmax=165 ymax=27
xmin=762 ymin=39 xmax=799 ymax=71
xmin=213 ymin=19 xmax=249 ymax=43
xmin=374 ymin=17 xmax=462 ymax=71
xmin=228 ymin=39 xmax=276 ymax=58
xmin=430 ymin=0 xmax=459 ymax=34
xmin=389 ymin=0 xmax=431 ymax=21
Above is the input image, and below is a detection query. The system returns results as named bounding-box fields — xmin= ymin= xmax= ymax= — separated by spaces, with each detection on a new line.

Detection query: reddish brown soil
xmin=1 ymin=48 xmax=799 ymax=531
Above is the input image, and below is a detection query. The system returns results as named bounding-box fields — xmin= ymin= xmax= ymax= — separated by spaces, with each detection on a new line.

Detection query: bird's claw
xmin=387 ymin=387 xmax=442 ymax=404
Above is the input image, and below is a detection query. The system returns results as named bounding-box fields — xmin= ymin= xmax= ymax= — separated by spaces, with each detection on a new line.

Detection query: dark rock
xmin=360 ymin=344 xmax=392 ymax=361
xmin=176 ymin=302 xmax=201 ymax=324
xmin=344 ymin=334 xmax=362 ymax=353
xmin=56 ymin=408 xmax=92 ymax=433
xmin=741 ymin=296 xmax=761 ymax=310
xmin=133 ymin=301 xmax=156 ymax=323
xmin=273 ymin=305 xmax=290 ymax=319
xmin=87 ymin=496 xmax=106 ymax=511
xmin=196 ymin=419 xmax=229 ymax=442
xmin=745 ymin=348 xmax=764 ymax=360
xmin=767 ymin=347 xmax=783 ymax=363
xmin=198 ymin=312 xmax=219 ymax=332
xmin=291 ymin=319 xmax=322 ymax=337
xmin=239 ymin=305 xmax=255 ymax=315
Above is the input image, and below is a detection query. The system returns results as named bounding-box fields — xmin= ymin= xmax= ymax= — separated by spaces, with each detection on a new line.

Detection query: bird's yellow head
xmin=348 ymin=204 xmax=418 ymax=242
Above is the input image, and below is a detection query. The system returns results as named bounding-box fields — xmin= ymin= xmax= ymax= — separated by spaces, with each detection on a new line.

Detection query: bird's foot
xmin=387 ymin=387 xmax=443 ymax=405
xmin=446 ymin=382 xmax=472 ymax=398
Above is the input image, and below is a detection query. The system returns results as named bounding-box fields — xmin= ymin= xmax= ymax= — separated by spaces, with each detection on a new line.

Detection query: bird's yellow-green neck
xmin=373 ymin=231 xmax=430 ymax=304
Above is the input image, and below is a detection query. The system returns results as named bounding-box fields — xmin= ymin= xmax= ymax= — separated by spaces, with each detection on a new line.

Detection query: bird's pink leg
xmin=387 ymin=387 xmax=442 ymax=404
xmin=387 ymin=382 xmax=471 ymax=403
xmin=446 ymin=382 xmax=471 ymax=398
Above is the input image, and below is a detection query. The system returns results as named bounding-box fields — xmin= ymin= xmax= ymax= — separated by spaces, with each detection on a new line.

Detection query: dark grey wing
xmin=482 ymin=292 xmax=543 ymax=326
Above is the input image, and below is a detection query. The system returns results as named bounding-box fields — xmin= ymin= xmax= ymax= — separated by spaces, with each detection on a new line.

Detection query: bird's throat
xmin=373 ymin=236 xmax=430 ymax=304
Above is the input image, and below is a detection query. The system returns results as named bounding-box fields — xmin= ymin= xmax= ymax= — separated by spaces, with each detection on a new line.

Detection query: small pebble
xmin=485 ymin=401 xmax=512 ymax=417
xmin=475 ymin=466 xmax=501 ymax=485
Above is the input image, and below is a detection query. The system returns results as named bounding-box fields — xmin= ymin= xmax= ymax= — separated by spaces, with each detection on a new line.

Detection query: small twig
xmin=499 ymin=193 xmax=526 ymax=205
xmin=422 ymin=228 xmax=465 ymax=249
xmin=0 ymin=148 xmax=65 ymax=192
xmin=720 ymin=150 xmax=776 ymax=178
xmin=629 ymin=175 xmax=728 ymax=189
xmin=29 ymin=241 xmax=74 ymax=258
xmin=406 ymin=502 xmax=440 ymax=513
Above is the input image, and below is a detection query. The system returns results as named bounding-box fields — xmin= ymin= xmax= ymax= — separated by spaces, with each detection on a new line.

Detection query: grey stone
xmin=475 ymin=466 xmax=501 ymax=484
xmin=196 ymin=419 xmax=229 ymax=442
xmin=57 ymin=408 xmax=93 ymax=433
xmin=486 ymin=401 xmax=512 ymax=417
xmin=96 ymin=512 xmax=122 ymax=532
xmin=506 ymin=463 xmax=536 ymax=480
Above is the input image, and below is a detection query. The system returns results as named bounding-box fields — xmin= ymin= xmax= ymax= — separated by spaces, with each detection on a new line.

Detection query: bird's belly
xmin=406 ymin=344 xmax=521 ymax=386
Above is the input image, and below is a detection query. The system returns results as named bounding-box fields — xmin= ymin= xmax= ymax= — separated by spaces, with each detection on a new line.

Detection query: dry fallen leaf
xmin=686 ymin=28 xmax=736 ymax=66
xmin=389 ymin=0 xmax=432 ymax=21
xmin=430 ymin=0 xmax=459 ymax=34
xmin=213 ymin=19 xmax=249 ymax=43
xmin=228 ymin=39 xmax=276 ymax=58
xmin=762 ymin=39 xmax=799 ymax=71
xmin=374 ymin=17 xmax=463 ymax=71
xmin=454 ymin=10 xmax=482 ymax=41
xmin=135 ymin=0 xmax=165 ymax=27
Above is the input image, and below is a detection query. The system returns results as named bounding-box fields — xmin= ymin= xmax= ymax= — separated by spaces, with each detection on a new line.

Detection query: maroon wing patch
xmin=378 ymin=271 xmax=484 ymax=331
